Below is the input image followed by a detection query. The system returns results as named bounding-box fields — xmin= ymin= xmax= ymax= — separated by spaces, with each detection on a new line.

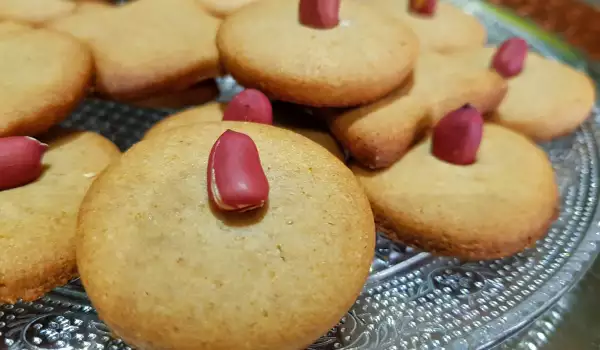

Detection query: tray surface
xmin=2 ymin=1 xmax=600 ymax=349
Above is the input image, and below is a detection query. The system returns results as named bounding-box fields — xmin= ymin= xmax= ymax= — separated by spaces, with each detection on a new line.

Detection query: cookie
xmin=48 ymin=0 xmax=222 ymax=101
xmin=0 ymin=29 xmax=93 ymax=137
xmin=0 ymin=130 xmax=120 ymax=303
xmin=455 ymin=47 xmax=596 ymax=141
xmin=77 ymin=122 xmax=374 ymax=350
xmin=217 ymin=0 xmax=419 ymax=107
xmin=366 ymin=0 xmax=486 ymax=53
xmin=0 ymin=0 xmax=76 ymax=25
xmin=328 ymin=51 xmax=507 ymax=169
xmin=128 ymin=80 xmax=220 ymax=109
xmin=196 ymin=0 xmax=259 ymax=18
xmin=352 ymin=123 xmax=558 ymax=260
xmin=144 ymin=102 xmax=345 ymax=160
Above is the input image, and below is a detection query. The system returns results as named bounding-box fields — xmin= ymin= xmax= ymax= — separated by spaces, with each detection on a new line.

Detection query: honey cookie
xmin=0 ymin=130 xmax=120 ymax=303
xmin=196 ymin=0 xmax=260 ymax=18
xmin=48 ymin=0 xmax=222 ymax=101
xmin=352 ymin=106 xmax=558 ymax=260
xmin=366 ymin=0 xmax=486 ymax=53
xmin=455 ymin=42 xmax=596 ymax=141
xmin=0 ymin=0 xmax=76 ymax=25
xmin=328 ymin=51 xmax=507 ymax=169
xmin=144 ymin=101 xmax=345 ymax=160
xmin=128 ymin=80 xmax=220 ymax=110
xmin=217 ymin=0 xmax=419 ymax=107
xmin=0 ymin=29 xmax=93 ymax=137
xmin=78 ymin=122 xmax=374 ymax=350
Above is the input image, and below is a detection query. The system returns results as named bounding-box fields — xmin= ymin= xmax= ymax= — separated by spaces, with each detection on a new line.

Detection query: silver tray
xmin=1 ymin=1 xmax=600 ymax=349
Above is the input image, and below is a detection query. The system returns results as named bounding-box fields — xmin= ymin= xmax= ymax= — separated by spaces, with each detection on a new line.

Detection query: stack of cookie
xmin=0 ymin=0 xmax=597 ymax=349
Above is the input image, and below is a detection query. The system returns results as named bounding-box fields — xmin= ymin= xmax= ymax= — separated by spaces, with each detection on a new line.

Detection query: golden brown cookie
xmin=78 ymin=122 xmax=374 ymax=350
xmin=0 ymin=0 xmax=76 ymax=25
xmin=0 ymin=130 xmax=120 ymax=303
xmin=217 ymin=0 xmax=419 ymax=107
xmin=0 ymin=29 xmax=93 ymax=137
xmin=366 ymin=0 xmax=486 ymax=53
xmin=454 ymin=47 xmax=596 ymax=141
xmin=128 ymin=80 xmax=220 ymax=109
xmin=352 ymin=123 xmax=558 ymax=260
xmin=74 ymin=0 xmax=114 ymax=14
xmin=48 ymin=0 xmax=222 ymax=101
xmin=196 ymin=0 xmax=260 ymax=18
xmin=144 ymin=102 xmax=345 ymax=160
xmin=328 ymin=51 xmax=507 ymax=169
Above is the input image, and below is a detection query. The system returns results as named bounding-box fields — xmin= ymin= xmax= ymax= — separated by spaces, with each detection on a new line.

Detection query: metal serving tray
xmin=1 ymin=1 xmax=599 ymax=349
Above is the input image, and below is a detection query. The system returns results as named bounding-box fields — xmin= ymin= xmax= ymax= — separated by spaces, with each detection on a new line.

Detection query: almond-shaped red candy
xmin=409 ymin=0 xmax=437 ymax=16
xmin=0 ymin=136 xmax=48 ymax=190
xmin=299 ymin=0 xmax=340 ymax=29
xmin=223 ymin=89 xmax=273 ymax=125
xmin=491 ymin=37 xmax=528 ymax=78
xmin=207 ymin=130 xmax=269 ymax=212
xmin=431 ymin=104 xmax=483 ymax=166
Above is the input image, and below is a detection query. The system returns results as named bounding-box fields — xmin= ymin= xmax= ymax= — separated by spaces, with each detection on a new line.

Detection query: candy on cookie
xmin=352 ymin=106 xmax=559 ymax=260
xmin=0 ymin=137 xmax=48 ymax=191
xmin=328 ymin=51 xmax=507 ymax=169
xmin=207 ymin=129 xmax=270 ymax=211
xmin=48 ymin=0 xmax=222 ymax=101
xmin=218 ymin=0 xmax=419 ymax=107
xmin=77 ymin=122 xmax=374 ymax=350
xmin=366 ymin=0 xmax=486 ymax=53
xmin=0 ymin=129 xmax=120 ymax=303
xmin=0 ymin=29 xmax=93 ymax=137
xmin=454 ymin=38 xmax=596 ymax=141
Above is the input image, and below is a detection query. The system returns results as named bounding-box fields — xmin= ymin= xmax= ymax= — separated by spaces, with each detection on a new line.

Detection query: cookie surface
xmin=0 ymin=130 xmax=120 ymax=303
xmin=128 ymin=80 xmax=220 ymax=109
xmin=352 ymin=124 xmax=558 ymax=260
xmin=0 ymin=29 xmax=93 ymax=137
xmin=218 ymin=0 xmax=419 ymax=107
xmin=48 ymin=0 xmax=222 ymax=101
xmin=78 ymin=122 xmax=374 ymax=350
xmin=0 ymin=0 xmax=76 ymax=25
xmin=455 ymin=47 xmax=596 ymax=141
xmin=366 ymin=0 xmax=486 ymax=53
xmin=145 ymin=102 xmax=345 ymax=160
xmin=329 ymin=51 xmax=507 ymax=169
xmin=0 ymin=20 xmax=31 ymax=36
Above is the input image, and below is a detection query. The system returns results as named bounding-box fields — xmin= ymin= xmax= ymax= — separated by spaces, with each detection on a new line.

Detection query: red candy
xmin=223 ymin=89 xmax=273 ymax=125
xmin=207 ymin=130 xmax=269 ymax=212
xmin=0 ymin=136 xmax=48 ymax=191
xmin=298 ymin=0 xmax=340 ymax=29
xmin=409 ymin=0 xmax=437 ymax=16
xmin=431 ymin=105 xmax=483 ymax=166
xmin=491 ymin=37 xmax=528 ymax=78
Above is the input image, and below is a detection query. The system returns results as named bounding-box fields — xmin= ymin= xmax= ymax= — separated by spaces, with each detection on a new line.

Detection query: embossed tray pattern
xmin=2 ymin=1 xmax=600 ymax=349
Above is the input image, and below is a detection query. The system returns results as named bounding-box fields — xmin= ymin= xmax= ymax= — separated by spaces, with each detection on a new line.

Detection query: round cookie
xmin=352 ymin=124 xmax=558 ymax=260
xmin=0 ymin=130 xmax=120 ymax=303
xmin=0 ymin=29 xmax=93 ymax=137
xmin=196 ymin=0 xmax=259 ymax=18
xmin=144 ymin=102 xmax=346 ymax=160
xmin=217 ymin=0 xmax=419 ymax=107
xmin=453 ymin=47 xmax=596 ymax=141
xmin=366 ymin=0 xmax=486 ymax=53
xmin=78 ymin=122 xmax=375 ymax=350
